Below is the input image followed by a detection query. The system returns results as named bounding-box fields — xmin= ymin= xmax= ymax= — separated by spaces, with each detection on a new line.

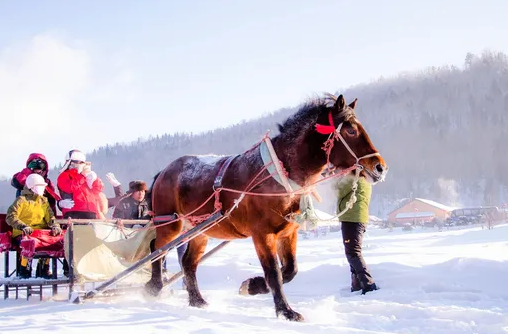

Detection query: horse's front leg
xmin=251 ymin=232 xmax=304 ymax=322
xmin=144 ymin=221 xmax=182 ymax=297
xmin=277 ymin=224 xmax=299 ymax=284
xmin=239 ymin=223 xmax=299 ymax=293
xmin=182 ymin=233 xmax=209 ymax=308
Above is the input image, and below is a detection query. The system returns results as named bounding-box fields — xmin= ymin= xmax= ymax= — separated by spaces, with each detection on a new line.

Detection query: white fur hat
xmin=60 ymin=149 xmax=87 ymax=173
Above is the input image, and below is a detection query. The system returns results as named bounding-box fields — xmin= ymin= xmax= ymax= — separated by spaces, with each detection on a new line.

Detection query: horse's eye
xmin=346 ymin=128 xmax=357 ymax=136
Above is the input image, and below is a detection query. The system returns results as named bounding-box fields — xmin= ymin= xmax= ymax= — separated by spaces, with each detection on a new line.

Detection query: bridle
xmin=315 ymin=107 xmax=381 ymax=178
xmin=314 ymin=106 xmax=383 ymax=215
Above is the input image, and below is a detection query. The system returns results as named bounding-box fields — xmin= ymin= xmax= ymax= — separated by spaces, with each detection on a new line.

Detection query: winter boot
xmin=36 ymin=258 xmax=52 ymax=279
xmin=361 ymin=282 xmax=379 ymax=295
xmin=18 ymin=257 xmax=32 ymax=279
xmin=351 ymin=273 xmax=362 ymax=292
xmin=63 ymin=259 xmax=69 ymax=277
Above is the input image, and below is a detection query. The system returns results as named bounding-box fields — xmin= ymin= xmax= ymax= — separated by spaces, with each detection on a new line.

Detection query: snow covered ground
xmin=1 ymin=223 xmax=508 ymax=334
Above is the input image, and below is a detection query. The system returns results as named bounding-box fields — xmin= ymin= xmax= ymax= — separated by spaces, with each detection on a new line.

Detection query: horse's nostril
xmin=375 ymin=164 xmax=385 ymax=174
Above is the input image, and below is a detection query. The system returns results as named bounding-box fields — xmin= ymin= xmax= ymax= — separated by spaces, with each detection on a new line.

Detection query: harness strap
xmin=213 ymin=154 xmax=240 ymax=213
xmin=214 ymin=155 xmax=239 ymax=190
xmin=152 ymin=155 xmax=240 ymax=227
xmin=153 ymin=213 xmax=179 ymax=226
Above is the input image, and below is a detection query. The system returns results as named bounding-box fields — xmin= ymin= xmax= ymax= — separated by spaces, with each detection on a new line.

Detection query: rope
xmin=217 ymin=165 xmax=356 ymax=198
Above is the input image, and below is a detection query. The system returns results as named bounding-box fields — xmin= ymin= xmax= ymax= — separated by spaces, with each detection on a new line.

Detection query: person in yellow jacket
xmin=6 ymin=174 xmax=63 ymax=279
xmin=336 ymin=175 xmax=378 ymax=295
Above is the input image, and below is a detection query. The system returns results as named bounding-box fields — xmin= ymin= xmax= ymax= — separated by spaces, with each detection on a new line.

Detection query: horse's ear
xmin=348 ymin=98 xmax=358 ymax=109
xmin=335 ymin=94 xmax=345 ymax=111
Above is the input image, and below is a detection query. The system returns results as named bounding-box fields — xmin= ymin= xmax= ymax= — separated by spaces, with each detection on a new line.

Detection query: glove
xmin=59 ymin=199 xmax=75 ymax=209
xmin=86 ymin=171 xmax=97 ymax=189
xmin=106 ymin=172 xmax=121 ymax=187
xmin=81 ymin=163 xmax=92 ymax=176
xmin=22 ymin=226 xmax=33 ymax=236
xmin=51 ymin=225 xmax=63 ymax=236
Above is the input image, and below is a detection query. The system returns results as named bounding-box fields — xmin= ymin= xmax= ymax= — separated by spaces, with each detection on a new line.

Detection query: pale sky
xmin=0 ymin=0 xmax=506 ymax=177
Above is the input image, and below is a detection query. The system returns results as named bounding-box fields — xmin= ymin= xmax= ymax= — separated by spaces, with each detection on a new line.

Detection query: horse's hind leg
xmin=239 ymin=224 xmax=299 ymax=294
xmin=182 ymin=233 xmax=209 ymax=308
xmin=247 ymin=233 xmax=303 ymax=322
xmin=144 ymin=222 xmax=182 ymax=297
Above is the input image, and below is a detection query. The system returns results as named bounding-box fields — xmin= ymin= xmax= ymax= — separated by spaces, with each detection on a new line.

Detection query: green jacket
xmin=336 ymin=176 xmax=372 ymax=224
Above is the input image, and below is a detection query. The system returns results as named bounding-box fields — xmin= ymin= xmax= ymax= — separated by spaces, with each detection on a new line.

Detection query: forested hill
xmin=1 ymin=51 xmax=507 ymax=217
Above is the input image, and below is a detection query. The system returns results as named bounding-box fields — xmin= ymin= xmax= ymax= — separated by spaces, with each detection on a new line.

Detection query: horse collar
xmin=259 ymin=138 xmax=301 ymax=192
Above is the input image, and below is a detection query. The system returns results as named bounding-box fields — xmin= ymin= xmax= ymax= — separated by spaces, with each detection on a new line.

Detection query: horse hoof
xmin=189 ymin=298 xmax=208 ymax=308
xmin=238 ymin=276 xmax=269 ymax=296
xmin=239 ymin=280 xmax=250 ymax=295
xmin=144 ymin=280 xmax=163 ymax=297
xmin=277 ymin=309 xmax=305 ymax=322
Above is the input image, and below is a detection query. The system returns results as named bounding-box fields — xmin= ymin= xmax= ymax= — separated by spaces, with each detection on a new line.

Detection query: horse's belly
xmin=207 ymin=225 xmax=251 ymax=239
xmin=180 ymin=216 xmax=250 ymax=240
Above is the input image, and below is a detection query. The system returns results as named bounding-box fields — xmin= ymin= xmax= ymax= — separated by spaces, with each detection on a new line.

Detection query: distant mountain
xmin=1 ymin=50 xmax=507 ymax=217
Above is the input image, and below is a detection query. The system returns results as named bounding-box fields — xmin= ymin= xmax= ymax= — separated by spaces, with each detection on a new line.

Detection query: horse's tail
xmin=146 ymin=171 xmax=162 ymax=211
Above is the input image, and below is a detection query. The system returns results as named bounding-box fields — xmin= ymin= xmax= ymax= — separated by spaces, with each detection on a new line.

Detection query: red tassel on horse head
xmin=314 ymin=111 xmax=336 ymax=134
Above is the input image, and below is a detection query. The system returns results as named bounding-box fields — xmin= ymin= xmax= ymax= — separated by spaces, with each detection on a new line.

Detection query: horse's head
xmin=316 ymin=94 xmax=388 ymax=184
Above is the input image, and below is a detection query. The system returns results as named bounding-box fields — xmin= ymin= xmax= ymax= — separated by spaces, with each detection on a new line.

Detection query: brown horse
xmin=145 ymin=93 xmax=388 ymax=321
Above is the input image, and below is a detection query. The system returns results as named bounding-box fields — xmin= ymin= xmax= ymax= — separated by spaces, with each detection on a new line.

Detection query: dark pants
xmin=341 ymin=222 xmax=375 ymax=289
xmin=149 ymin=239 xmax=187 ymax=272
xmin=177 ymin=244 xmax=187 ymax=267
xmin=63 ymin=211 xmax=97 ymax=219
xmin=164 ymin=244 xmax=187 ymax=271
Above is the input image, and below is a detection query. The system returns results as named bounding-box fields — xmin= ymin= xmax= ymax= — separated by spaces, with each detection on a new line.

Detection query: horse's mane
xmin=276 ymin=92 xmax=355 ymax=141
xmin=277 ymin=93 xmax=334 ymax=138
xmin=272 ymin=92 xmax=359 ymax=178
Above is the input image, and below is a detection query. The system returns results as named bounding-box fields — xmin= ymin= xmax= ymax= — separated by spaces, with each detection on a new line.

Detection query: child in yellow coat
xmin=6 ymin=174 xmax=62 ymax=279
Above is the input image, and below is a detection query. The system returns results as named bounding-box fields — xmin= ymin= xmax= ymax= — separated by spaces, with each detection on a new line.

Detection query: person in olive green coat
xmin=336 ymin=175 xmax=378 ymax=294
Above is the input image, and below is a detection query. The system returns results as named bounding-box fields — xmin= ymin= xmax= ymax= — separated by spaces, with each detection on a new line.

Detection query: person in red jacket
xmin=11 ymin=153 xmax=60 ymax=214
xmin=57 ymin=149 xmax=105 ymax=219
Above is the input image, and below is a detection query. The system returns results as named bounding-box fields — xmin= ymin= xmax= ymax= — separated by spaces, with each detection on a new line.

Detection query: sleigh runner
xmin=0 ymin=216 xmax=181 ymax=300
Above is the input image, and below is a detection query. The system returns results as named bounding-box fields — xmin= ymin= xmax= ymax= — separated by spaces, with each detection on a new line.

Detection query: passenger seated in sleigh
xmin=57 ymin=149 xmax=125 ymax=220
xmin=5 ymin=174 xmax=63 ymax=279
xmin=10 ymin=153 xmax=59 ymax=214
xmin=112 ymin=180 xmax=187 ymax=286
xmin=57 ymin=149 xmax=106 ymax=219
